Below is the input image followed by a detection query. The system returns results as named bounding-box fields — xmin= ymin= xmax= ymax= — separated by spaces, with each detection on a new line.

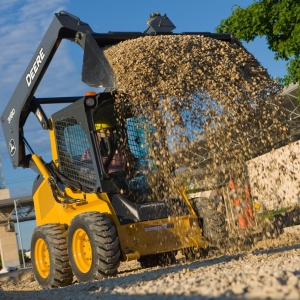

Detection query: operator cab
xmin=51 ymin=91 xmax=190 ymax=224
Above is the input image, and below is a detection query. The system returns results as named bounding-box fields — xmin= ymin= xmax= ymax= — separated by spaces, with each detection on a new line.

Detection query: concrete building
xmin=0 ymin=194 xmax=34 ymax=269
xmin=0 ymin=151 xmax=20 ymax=269
xmin=0 ymin=188 xmax=20 ymax=269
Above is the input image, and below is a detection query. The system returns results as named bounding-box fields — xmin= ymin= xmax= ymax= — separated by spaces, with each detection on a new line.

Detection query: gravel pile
xmin=1 ymin=231 xmax=299 ymax=299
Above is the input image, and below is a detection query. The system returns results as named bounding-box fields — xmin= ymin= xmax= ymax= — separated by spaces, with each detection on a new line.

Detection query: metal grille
xmin=124 ymin=116 xmax=165 ymax=202
xmin=55 ymin=117 xmax=96 ymax=187
xmin=126 ymin=116 xmax=156 ymax=173
xmin=126 ymin=116 xmax=149 ymax=157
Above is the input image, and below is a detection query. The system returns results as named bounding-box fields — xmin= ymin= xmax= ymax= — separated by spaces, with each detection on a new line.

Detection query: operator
xmin=81 ymin=118 xmax=127 ymax=174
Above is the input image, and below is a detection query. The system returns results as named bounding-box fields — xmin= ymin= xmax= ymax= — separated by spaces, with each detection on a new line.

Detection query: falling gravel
xmin=103 ymin=34 xmax=288 ymax=201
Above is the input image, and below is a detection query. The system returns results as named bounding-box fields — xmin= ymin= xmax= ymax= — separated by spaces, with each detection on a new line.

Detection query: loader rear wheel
xmin=191 ymin=197 xmax=227 ymax=247
xmin=68 ymin=212 xmax=120 ymax=283
xmin=31 ymin=224 xmax=73 ymax=288
xmin=139 ymin=251 xmax=177 ymax=269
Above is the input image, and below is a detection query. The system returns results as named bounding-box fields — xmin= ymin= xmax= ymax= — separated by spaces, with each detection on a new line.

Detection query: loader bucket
xmin=81 ymin=29 xmax=240 ymax=89
xmin=82 ymin=31 xmax=116 ymax=88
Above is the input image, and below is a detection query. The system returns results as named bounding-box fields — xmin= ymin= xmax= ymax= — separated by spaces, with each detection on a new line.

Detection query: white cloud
xmin=0 ymin=0 xmax=94 ymax=150
xmin=0 ymin=0 xmax=20 ymax=13
xmin=0 ymin=0 xmax=73 ymax=106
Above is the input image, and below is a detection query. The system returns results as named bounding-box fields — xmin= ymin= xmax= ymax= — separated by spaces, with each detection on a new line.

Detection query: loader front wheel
xmin=68 ymin=212 xmax=120 ymax=283
xmin=31 ymin=224 xmax=73 ymax=288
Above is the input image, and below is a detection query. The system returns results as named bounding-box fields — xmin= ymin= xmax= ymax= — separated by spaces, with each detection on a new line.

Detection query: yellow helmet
xmin=95 ymin=118 xmax=113 ymax=130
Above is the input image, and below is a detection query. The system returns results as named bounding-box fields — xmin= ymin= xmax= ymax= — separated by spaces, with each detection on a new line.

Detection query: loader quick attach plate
xmin=117 ymin=215 xmax=208 ymax=259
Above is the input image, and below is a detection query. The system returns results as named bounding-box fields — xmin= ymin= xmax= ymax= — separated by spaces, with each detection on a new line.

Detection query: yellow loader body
xmin=34 ymin=177 xmax=208 ymax=261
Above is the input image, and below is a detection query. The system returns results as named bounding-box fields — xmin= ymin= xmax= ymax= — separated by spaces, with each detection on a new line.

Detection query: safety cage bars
xmin=54 ymin=117 xmax=97 ymax=187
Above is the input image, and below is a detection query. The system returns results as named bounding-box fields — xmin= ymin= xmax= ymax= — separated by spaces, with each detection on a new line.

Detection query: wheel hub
xmin=72 ymin=228 xmax=92 ymax=273
xmin=35 ymin=238 xmax=50 ymax=278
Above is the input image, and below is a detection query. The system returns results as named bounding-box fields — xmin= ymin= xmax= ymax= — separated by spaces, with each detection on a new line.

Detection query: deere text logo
xmin=25 ymin=48 xmax=45 ymax=87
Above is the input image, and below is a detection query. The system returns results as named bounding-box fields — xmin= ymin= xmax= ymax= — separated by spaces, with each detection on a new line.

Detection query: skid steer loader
xmin=1 ymin=11 xmax=238 ymax=288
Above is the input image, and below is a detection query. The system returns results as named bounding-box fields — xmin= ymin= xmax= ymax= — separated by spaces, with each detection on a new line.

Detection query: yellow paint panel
xmin=34 ymin=179 xmax=119 ymax=226
xmin=117 ymin=216 xmax=207 ymax=258
xmin=33 ymin=179 xmax=58 ymax=225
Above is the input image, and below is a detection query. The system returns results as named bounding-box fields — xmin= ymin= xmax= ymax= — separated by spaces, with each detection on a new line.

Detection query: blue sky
xmin=0 ymin=0 xmax=288 ymax=249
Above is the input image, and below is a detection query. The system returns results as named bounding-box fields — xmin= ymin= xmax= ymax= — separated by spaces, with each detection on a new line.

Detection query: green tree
xmin=216 ymin=0 xmax=300 ymax=88
xmin=19 ymin=249 xmax=31 ymax=266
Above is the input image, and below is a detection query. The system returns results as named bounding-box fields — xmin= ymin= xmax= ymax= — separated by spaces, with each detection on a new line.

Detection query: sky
xmin=0 ymin=0 xmax=288 ymax=250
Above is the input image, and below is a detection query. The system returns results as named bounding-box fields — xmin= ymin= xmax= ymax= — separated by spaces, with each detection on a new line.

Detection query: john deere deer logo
xmin=9 ymin=139 xmax=16 ymax=156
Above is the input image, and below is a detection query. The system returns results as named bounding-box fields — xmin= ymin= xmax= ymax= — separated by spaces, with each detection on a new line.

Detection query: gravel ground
xmin=1 ymin=229 xmax=299 ymax=300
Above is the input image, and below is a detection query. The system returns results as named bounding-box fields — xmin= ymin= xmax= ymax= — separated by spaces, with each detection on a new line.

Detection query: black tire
xmin=191 ymin=197 xmax=227 ymax=247
xmin=139 ymin=251 xmax=177 ymax=269
xmin=31 ymin=224 xmax=73 ymax=288
xmin=68 ymin=212 xmax=120 ymax=283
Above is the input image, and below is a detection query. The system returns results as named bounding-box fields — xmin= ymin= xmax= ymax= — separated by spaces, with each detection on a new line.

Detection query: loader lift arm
xmin=1 ymin=10 xmax=239 ymax=170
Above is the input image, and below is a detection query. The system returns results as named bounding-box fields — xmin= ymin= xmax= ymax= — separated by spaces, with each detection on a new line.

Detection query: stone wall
xmin=0 ymin=223 xmax=19 ymax=268
xmin=247 ymin=140 xmax=300 ymax=210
